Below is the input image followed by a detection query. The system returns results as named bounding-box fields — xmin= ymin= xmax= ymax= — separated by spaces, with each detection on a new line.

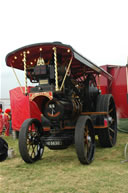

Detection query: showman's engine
xmin=6 ymin=42 xmax=117 ymax=165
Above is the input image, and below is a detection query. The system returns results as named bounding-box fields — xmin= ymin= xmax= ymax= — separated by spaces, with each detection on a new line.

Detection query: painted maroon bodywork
xmin=100 ymin=65 xmax=128 ymax=118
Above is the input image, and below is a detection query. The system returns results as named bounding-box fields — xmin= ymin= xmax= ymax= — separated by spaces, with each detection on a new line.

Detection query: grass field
xmin=0 ymin=132 xmax=128 ymax=193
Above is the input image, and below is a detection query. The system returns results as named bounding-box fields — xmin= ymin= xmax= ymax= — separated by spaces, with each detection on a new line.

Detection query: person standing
xmin=4 ymin=109 xmax=11 ymax=136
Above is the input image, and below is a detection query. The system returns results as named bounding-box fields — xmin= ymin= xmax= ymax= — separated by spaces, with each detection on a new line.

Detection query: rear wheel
xmin=19 ymin=118 xmax=44 ymax=163
xmin=75 ymin=116 xmax=95 ymax=165
xmin=96 ymin=94 xmax=117 ymax=147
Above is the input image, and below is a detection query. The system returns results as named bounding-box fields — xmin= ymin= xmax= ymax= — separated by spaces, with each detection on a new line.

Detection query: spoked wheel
xmin=96 ymin=94 xmax=117 ymax=147
xmin=19 ymin=118 xmax=44 ymax=163
xmin=75 ymin=116 xmax=95 ymax=165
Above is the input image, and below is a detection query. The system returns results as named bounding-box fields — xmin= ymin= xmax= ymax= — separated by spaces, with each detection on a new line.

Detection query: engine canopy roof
xmin=6 ymin=42 xmax=112 ymax=80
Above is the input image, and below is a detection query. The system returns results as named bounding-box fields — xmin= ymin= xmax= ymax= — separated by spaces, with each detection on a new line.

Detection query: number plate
xmin=46 ymin=141 xmax=62 ymax=146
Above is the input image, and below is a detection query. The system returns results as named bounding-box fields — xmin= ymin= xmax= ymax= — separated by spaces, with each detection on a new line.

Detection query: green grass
xmin=0 ymin=132 xmax=128 ymax=193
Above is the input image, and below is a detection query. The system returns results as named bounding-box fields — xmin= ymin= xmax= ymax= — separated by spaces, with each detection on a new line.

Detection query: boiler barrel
xmin=43 ymin=99 xmax=75 ymax=120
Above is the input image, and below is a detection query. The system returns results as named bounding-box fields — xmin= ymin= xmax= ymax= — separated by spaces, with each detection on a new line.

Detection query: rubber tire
xmin=96 ymin=94 xmax=117 ymax=147
xmin=0 ymin=137 xmax=8 ymax=162
xmin=75 ymin=116 xmax=95 ymax=165
xmin=19 ymin=118 xmax=44 ymax=163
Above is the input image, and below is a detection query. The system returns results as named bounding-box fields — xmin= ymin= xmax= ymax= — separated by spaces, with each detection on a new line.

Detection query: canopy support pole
xmin=23 ymin=51 xmax=28 ymax=95
xmin=60 ymin=56 xmax=73 ymax=91
xmin=53 ymin=47 xmax=59 ymax=91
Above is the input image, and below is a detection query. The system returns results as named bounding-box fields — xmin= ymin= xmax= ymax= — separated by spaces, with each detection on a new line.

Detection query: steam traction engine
xmin=6 ymin=42 xmax=117 ymax=164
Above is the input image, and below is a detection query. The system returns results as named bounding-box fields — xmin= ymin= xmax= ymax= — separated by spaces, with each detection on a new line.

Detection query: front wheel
xmin=19 ymin=118 xmax=44 ymax=163
xmin=75 ymin=116 xmax=95 ymax=165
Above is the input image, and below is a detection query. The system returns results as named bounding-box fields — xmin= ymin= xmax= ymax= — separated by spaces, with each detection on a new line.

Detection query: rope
xmin=118 ymin=119 xmax=128 ymax=163
xmin=11 ymin=66 xmax=24 ymax=94
xmin=118 ymin=128 xmax=128 ymax=133
xmin=121 ymin=143 xmax=128 ymax=163
xmin=124 ymin=143 xmax=128 ymax=161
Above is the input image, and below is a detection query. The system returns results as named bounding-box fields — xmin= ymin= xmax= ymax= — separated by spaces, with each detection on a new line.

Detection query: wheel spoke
xmin=112 ymin=118 xmax=115 ymax=123
xmin=109 ymin=108 xmax=113 ymax=113
xmin=84 ymin=126 xmax=93 ymax=160
xmin=84 ymin=126 xmax=90 ymax=154
xmin=27 ymin=134 xmax=39 ymax=159
xmin=31 ymin=144 xmax=36 ymax=158
xmin=108 ymin=127 xmax=115 ymax=133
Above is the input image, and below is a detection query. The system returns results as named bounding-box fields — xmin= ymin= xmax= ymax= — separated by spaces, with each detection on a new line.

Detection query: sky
xmin=0 ymin=0 xmax=128 ymax=98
